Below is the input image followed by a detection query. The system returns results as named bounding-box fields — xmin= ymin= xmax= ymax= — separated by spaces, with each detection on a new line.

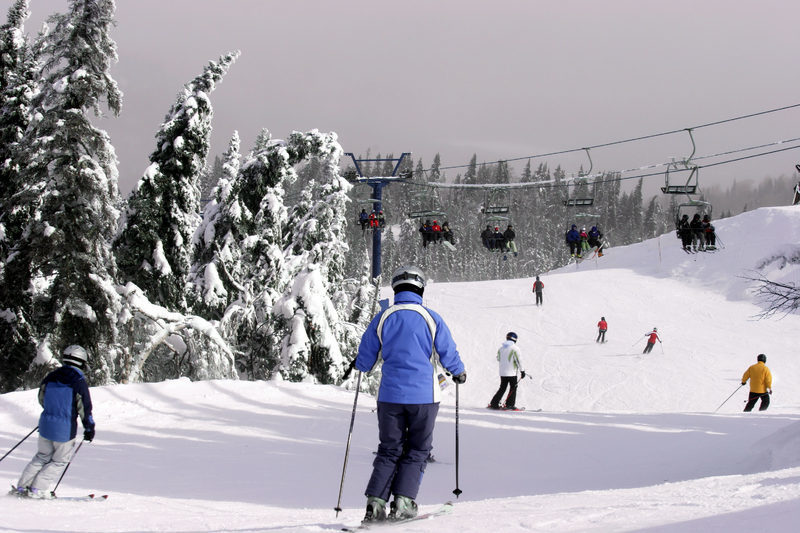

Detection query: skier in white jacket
xmin=488 ymin=332 xmax=525 ymax=410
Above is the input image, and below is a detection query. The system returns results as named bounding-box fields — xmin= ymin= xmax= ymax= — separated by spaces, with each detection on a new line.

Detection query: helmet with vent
xmin=391 ymin=265 xmax=427 ymax=294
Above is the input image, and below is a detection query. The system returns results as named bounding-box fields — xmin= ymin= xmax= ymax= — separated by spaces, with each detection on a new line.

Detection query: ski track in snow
xmin=3 ymin=206 xmax=800 ymax=532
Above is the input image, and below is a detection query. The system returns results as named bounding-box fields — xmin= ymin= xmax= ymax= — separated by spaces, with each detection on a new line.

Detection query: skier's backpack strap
xmin=376 ymin=303 xmax=443 ymax=401
xmin=376 ymin=303 xmax=440 ymax=367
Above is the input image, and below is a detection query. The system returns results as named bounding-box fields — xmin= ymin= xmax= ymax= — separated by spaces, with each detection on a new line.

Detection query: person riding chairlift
xmin=503 ymin=225 xmax=518 ymax=257
xmin=431 ymin=220 xmax=442 ymax=243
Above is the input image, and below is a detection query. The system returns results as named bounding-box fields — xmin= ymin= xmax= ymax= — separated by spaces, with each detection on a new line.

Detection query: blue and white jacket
xmin=38 ymin=366 xmax=95 ymax=442
xmin=356 ymin=291 xmax=465 ymax=404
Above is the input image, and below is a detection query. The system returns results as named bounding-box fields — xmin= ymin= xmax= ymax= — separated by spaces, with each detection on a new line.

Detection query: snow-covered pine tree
xmin=276 ymin=130 xmax=352 ymax=383
xmin=0 ymin=0 xmax=37 ymax=392
xmin=0 ymin=0 xmax=34 ymax=257
xmin=199 ymin=154 xmax=223 ymax=205
xmin=189 ymin=131 xmax=244 ymax=318
xmin=114 ymin=51 xmax=239 ymax=312
xmin=463 ymin=154 xmax=478 ymax=185
xmin=115 ymin=281 xmax=235 ymax=384
xmin=5 ymin=0 xmax=123 ymax=386
xmin=219 ymin=129 xmax=293 ymax=380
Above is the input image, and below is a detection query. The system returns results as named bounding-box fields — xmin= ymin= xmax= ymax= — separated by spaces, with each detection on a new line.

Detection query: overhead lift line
xmin=425 ymin=102 xmax=800 ymax=174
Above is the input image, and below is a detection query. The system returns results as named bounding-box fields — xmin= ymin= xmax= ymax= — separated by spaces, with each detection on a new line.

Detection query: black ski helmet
xmin=506 ymin=332 xmax=518 ymax=342
xmin=757 ymin=353 xmax=767 ymax=363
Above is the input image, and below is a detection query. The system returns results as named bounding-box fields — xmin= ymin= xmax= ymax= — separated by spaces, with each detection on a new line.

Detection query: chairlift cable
xmin=422 ymin=102 xmax=800 ymax=174
xmin=416 ymin=138 xmax=800 ymax=190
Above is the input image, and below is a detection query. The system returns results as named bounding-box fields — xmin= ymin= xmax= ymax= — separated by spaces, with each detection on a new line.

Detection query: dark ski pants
xmin=597 ymin=330 xmax=606 ymax=342
xmin=643 ymin=341 xmax=655 ymax=354
xmin=490 ymin=376 xmax=519 ymax=409
xmin=366 ymin=402 xmax=439 ymax=501
xmin=744 ymin=392 xmax=770 ymax=412
xmin=535 ymin=292 xmax=543 ymax=306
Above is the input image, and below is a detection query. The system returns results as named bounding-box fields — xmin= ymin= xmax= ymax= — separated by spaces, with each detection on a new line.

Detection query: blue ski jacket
xmin=356 ymin=291 xmax=465 ymax=404
xmin=566 ymin=228 xmax=580 ymax=243
xmin=38 ymin=366 xmax=95 ymax=442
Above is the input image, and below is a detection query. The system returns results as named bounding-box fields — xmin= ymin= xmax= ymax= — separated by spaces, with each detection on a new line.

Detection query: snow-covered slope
xmin=2 ymin=206 xmax=800 ymax=532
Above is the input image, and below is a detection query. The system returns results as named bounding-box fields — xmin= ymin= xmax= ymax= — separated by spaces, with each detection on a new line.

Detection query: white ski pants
xmin=17 ymin=436 xmax=77 ymax=491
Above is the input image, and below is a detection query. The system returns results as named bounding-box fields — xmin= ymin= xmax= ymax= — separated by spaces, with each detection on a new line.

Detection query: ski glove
xmin=83 ymin=429 xmax=95 ymax=442
xmin=342 ymin=359 xmax=356 ymax=380
xmin=520 ymin=371 xmax=527 ymax=379
xmin=741 ymin=382 xmax=747 ymax=386
xmin=452 ymin=372 xmax=467 ymax=384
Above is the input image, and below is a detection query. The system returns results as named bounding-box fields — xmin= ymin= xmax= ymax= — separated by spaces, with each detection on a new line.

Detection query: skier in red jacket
xmin=643 ymin=328 xmax=661 ymax=354
xmin=532 ymin=276 xmax=544 ymax=306
xmin=596 ymin=317 xmax=607 ymax=343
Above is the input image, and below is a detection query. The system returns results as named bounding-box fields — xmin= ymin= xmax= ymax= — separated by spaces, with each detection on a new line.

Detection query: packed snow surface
xmin=3 ymin=206 xmax=800 ymax=532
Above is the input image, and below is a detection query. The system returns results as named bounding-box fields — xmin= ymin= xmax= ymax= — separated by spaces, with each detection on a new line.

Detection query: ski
xmin=9 ymin=485 xmax=108 ymax=501
xmin=487 ymin=406 xmax=542 ymax=413
xmin=341 ymin=501 xmax=454 ymax=531
xmin=53 ymin=494 xmax=108 ymax=501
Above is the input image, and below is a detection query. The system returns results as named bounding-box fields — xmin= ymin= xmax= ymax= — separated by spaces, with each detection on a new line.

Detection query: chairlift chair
xmin=481 ymin=188 xmax=511 ymax=225
xmin=675 ymin=199 xmax=712 ymax=226
xmin=662 ymin=130 xmax=700 ymax=195
xmin=407 ymin=184 xmax=447 ymax=220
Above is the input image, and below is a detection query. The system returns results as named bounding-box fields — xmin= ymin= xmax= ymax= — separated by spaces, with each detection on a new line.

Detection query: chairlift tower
xmin=345 ymin=152 xmax=411 ymax=282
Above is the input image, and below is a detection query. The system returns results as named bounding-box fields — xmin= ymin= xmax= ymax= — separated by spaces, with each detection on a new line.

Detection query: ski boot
xmin=9 ymin=486 xmax=27 ymax=498
xmin=363 ymin=496 xmax=387 ymax=523
xmin=389 ymin=495 xmax=418 ymax=521
xmin=26 ymin=487 xmax=55 ymax=499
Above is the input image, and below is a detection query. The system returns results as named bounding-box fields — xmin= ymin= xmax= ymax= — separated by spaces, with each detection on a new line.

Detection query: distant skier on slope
xmin=642 ymin=327 xmax=661 ymax=354
xmin=532 ymin=276 xmax=544 ymax=306
xmin=741 ymin=354 xmax=772 ymax=412
xmin=596 ymin=317 xmax=608 ymax=343
xmin=488 ymin=332 xmax=525 ymax=411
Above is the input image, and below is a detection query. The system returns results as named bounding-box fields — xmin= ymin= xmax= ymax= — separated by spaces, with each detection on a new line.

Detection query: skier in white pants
xmin=15 ymin=346 xmax=95 ymax=499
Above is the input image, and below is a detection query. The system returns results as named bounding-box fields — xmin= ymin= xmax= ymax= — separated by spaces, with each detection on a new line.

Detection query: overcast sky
xmin=7 ymin=0 xmax=800 ymax=196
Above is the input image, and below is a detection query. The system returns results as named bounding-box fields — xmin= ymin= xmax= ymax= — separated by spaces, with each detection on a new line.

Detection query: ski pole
xmin=453 ymin=382 xmax=462 ymax=498
xmin=659 ymin=342 xmax=665 ymax=355
xmin=335 ymin=371 xmax=362 ymax=517
xmin=0 ymin=426 xmax=38 ymax=464
xmin=53 ymin=439 xmax=84 ymax=493
xmin=714 ymin=384 xmax=744 ymax=413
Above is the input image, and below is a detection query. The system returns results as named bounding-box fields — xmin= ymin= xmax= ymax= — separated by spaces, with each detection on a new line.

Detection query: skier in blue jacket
xmin=355 ymin=265 xmax=466 ymax=523
xmin=14 ymin=346 xmax=95 ymax=499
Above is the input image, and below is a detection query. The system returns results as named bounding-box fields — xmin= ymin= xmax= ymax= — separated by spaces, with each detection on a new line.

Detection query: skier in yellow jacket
xmin=741 ymin=354 xmax=772 ymax=412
